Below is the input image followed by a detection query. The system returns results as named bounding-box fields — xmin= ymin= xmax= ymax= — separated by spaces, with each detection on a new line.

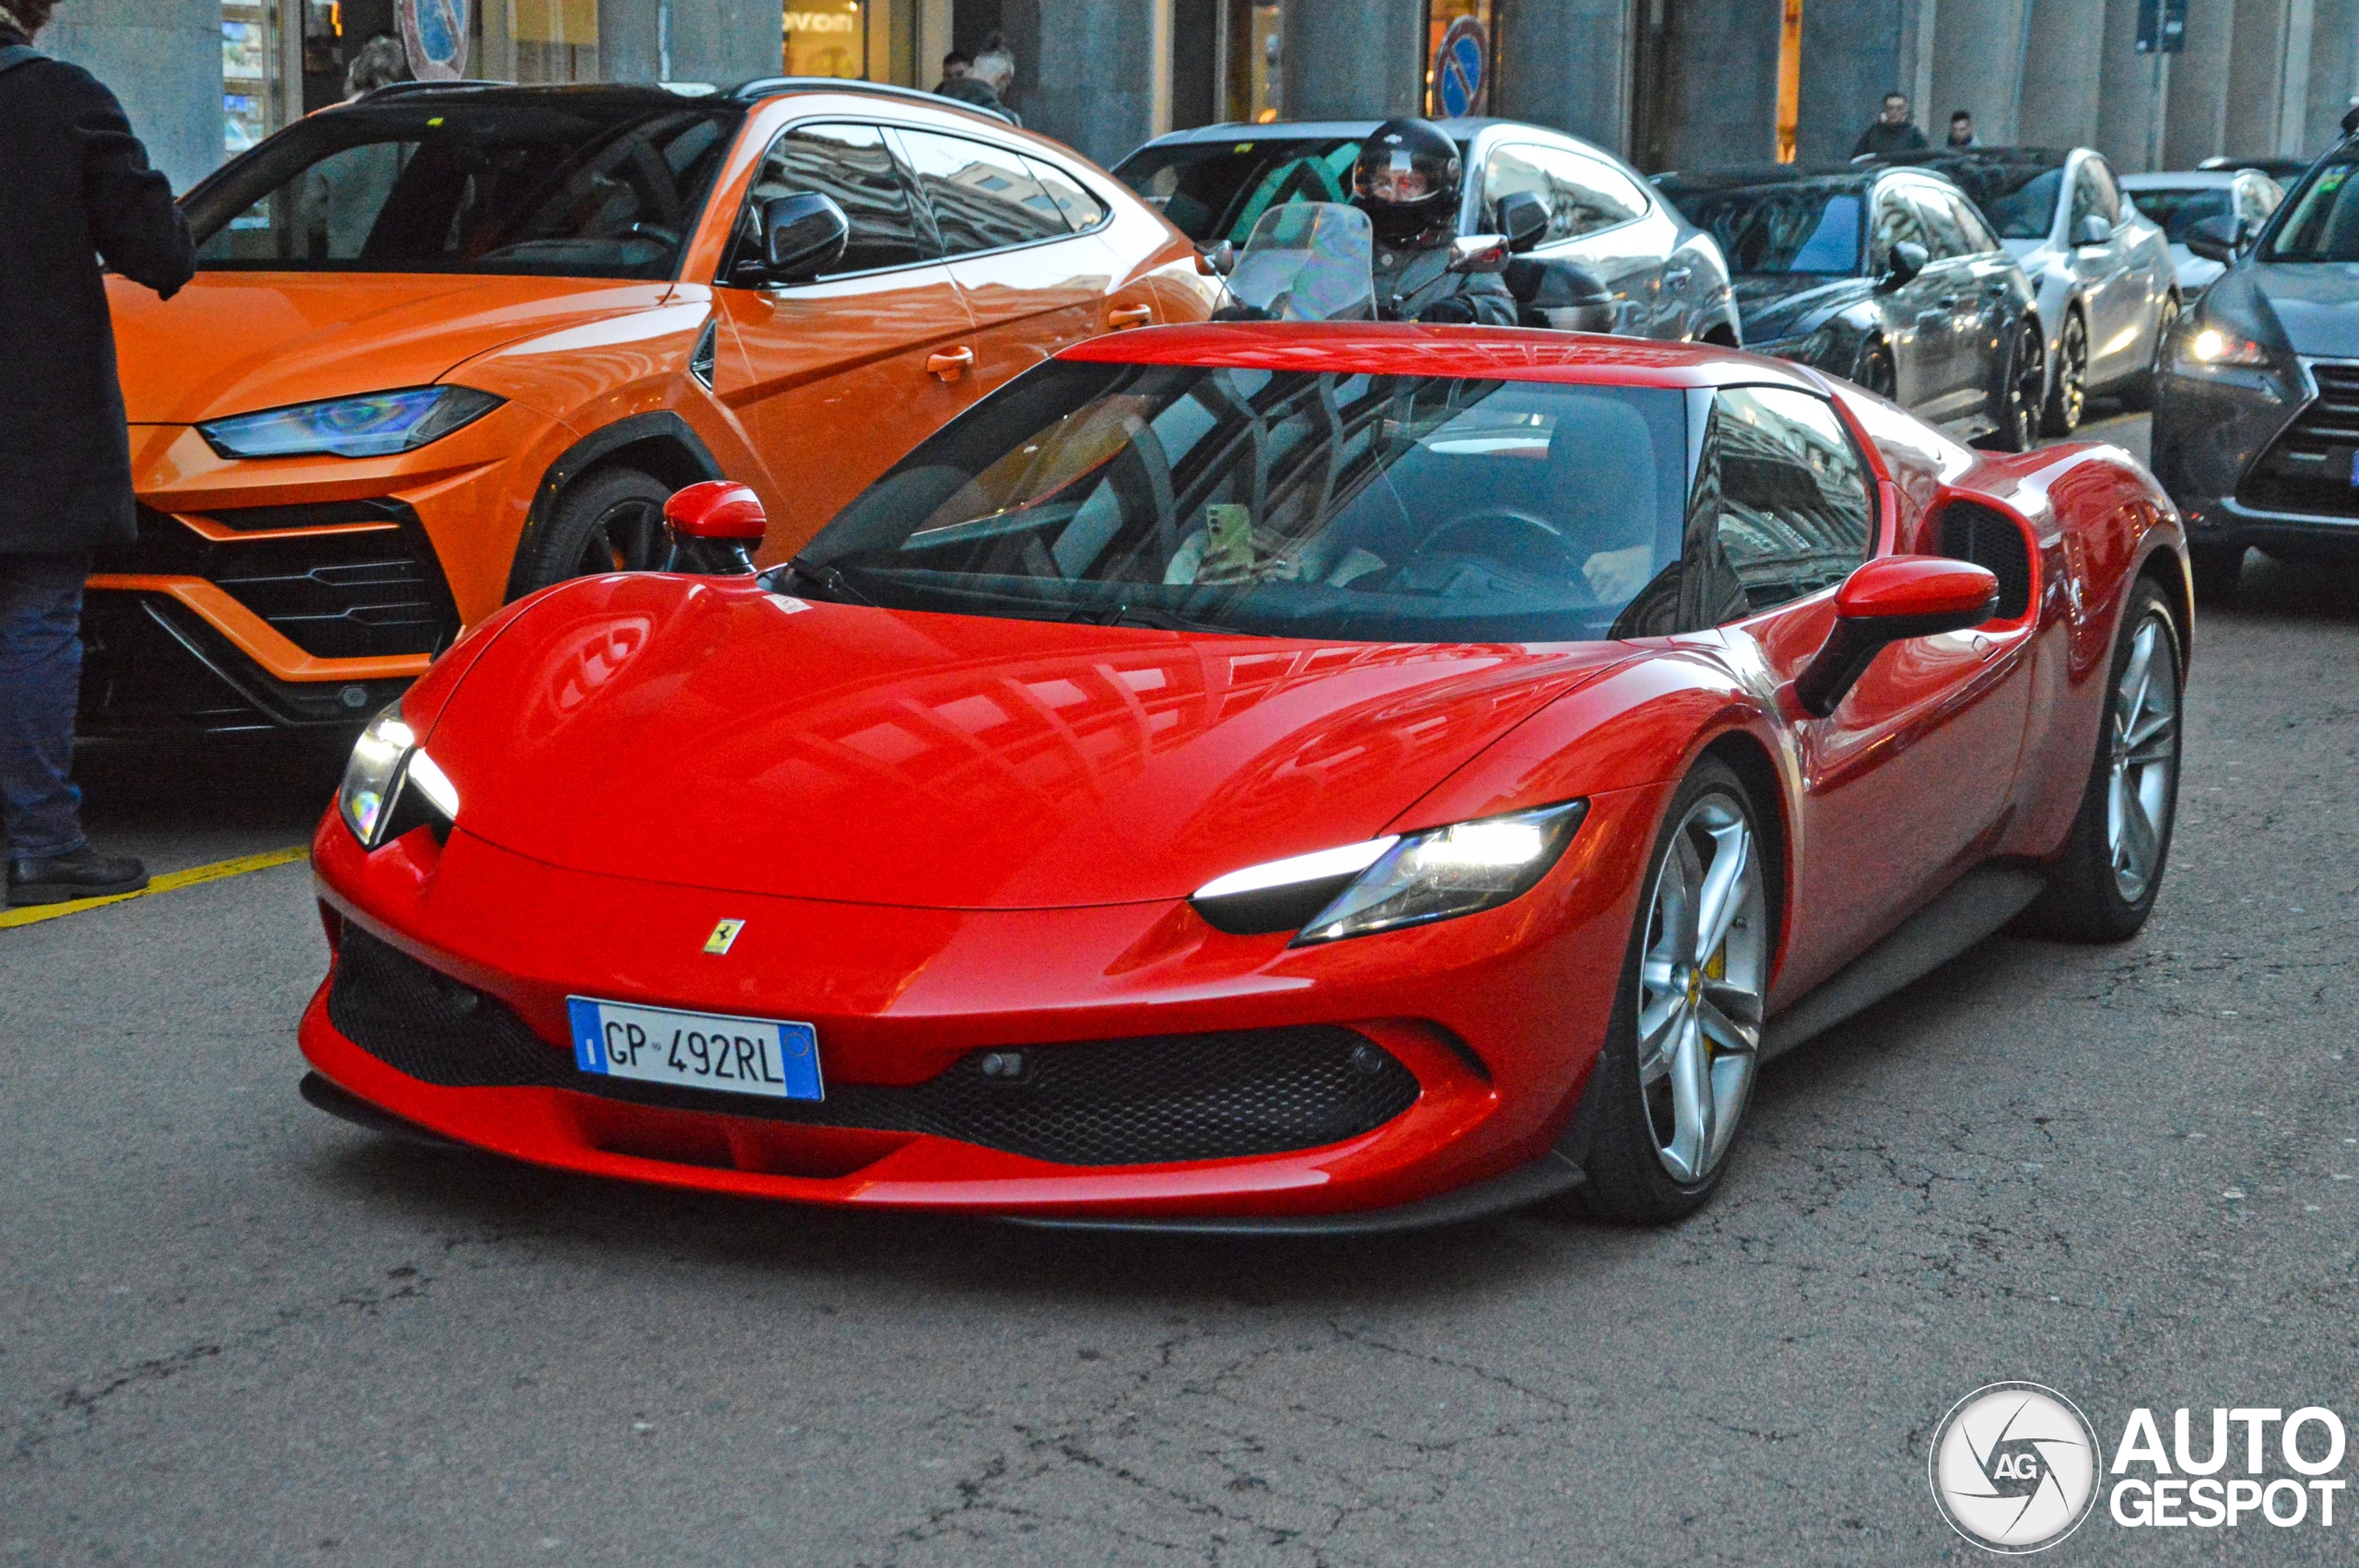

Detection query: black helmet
xmin=1352 ymin=117 xmax=1462 ymax=243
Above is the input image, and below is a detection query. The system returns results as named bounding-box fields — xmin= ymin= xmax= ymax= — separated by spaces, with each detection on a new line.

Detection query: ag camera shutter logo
xmin=1929 ymin=1383 xmax=2101 ymax=1552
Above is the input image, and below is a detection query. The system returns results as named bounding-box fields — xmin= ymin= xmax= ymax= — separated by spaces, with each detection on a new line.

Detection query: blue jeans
xmin=0 ymin=551 xmax=92 ymax=864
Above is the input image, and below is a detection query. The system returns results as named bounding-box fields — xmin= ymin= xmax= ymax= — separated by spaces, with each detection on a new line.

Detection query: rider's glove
xmin=1416 ymin=295 xmax=1480 ymax=325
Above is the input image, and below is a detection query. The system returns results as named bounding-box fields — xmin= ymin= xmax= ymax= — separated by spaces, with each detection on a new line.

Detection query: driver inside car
xmin=1352 ymin=117 xmax=1518 ymax=327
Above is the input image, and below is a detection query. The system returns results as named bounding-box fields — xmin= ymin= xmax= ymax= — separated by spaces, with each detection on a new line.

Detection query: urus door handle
xmin=925 ymin=346 xmax=976 ymax=382
xmin=1109 ymin=304 xmax=1156 ymax=329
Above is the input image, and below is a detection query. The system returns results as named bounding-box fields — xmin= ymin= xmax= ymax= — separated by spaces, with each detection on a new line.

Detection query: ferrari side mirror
xmin=663 ymin=480 xmax=767 ymax=575
xmin=1794 ymin=556 xmax=1999 ymax=716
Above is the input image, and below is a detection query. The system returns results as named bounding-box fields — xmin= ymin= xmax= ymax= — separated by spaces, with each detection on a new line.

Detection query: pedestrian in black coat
xmin=0 ymin=0 xmax=195 ymax=905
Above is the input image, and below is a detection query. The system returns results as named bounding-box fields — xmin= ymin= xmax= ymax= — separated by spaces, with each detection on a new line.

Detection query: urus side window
xmin=1684 ymin=386 xmax=1874 ymax=626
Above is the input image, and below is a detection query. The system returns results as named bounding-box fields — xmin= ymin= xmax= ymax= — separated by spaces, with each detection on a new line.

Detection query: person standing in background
xmin=936 ymin=32 xmax=1022 ymax=125
xmin=1851 ymin=92 xmax=1930 ymax=158
xmin=933 ymin=50 xmax=972 ymax=95
xmin=0 ymin=0 xmax=195 ymax=906
xmin=1947 ymin=110 xmax=1979 ymax=148
xmin=299 ymin=34 xmax=409 ymax=259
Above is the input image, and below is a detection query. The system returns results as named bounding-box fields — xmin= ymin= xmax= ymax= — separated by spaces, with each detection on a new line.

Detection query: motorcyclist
xmin=1351 ymin=117 xmax=1517 ymax=327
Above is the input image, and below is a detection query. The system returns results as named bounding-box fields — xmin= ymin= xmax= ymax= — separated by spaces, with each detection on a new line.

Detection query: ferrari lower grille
xmin=325 ymin=929 xmax=1423 ymax=1166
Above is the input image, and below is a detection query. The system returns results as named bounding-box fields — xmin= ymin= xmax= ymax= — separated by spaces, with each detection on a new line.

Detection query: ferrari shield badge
xmin=702 ymin=919 xmax=745 ymax=956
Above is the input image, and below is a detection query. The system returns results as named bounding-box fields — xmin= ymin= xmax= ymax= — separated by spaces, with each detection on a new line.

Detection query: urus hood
xmin=423 ymin=576 xmax=1631 ymax=909
xmin=110 ymin=272 xmax=678 ymax=424
xmin=1731 ymin=273 xmax=1868 ymax=341
xmin=2238 ymin=263 xmax=2359 ymax=358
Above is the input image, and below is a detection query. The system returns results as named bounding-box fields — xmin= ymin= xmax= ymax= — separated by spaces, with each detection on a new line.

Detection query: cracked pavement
xmin=5 ymin=416 xmax=2357 ymax=1564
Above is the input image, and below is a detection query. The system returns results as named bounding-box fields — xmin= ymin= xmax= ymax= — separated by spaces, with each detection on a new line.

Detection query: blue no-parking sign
xmin=1434 ymin=18 xmax=1487 ymax=118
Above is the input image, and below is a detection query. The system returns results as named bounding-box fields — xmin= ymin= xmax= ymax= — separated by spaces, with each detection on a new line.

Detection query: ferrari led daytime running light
xmin=404 ymin=749 xmax=461 ymax=821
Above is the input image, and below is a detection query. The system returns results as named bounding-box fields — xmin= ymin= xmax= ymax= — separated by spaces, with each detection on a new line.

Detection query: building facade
xmin=41 ymin=0 xmax=2359 ymax=198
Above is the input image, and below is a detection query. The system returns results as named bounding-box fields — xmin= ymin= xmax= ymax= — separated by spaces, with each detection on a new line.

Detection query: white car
xmin=2119 ymin=169 xmax=2284 ymax=298
xmin=1864 ymin=146 xmax=2180 ymax=431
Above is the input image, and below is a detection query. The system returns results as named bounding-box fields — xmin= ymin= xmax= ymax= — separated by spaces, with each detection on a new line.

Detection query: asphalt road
xmin=6 ymin=413 xmax=2359 ymax=1565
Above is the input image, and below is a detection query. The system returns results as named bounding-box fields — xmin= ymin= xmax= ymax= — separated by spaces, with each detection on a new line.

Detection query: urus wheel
xmin=513 ymin=467 xmax=675 ymax=596
xmin=2041 ymin=310 xmax=2088 ymax=435
xmin=2015 ymin=579 xmax=2184 ymax=941
xmin=1571 ymin=759 xmax=1771 ymax=1223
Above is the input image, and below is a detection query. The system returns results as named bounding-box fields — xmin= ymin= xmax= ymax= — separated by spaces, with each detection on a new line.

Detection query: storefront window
xmin=510 ymin=0 xmax=595 ymax=84
xmin=1424 ymin=0 xmax=1496 ymax=119
xmin=1221 ymin=0 xmax=1283 ymax=123
xmin=223 ymin=0 xmax=281 ymax=155
xmin=784 ymin=0 xmax=865 ymax=76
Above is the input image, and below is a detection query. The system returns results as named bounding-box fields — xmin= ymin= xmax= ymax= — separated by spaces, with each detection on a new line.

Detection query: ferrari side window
xmin=1704 ymin=387 xmax=1873 ymax=617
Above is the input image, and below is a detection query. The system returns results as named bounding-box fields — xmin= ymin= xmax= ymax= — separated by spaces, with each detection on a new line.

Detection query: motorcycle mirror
xmin=1196 ymin=240 xmax=1237 ymax=277
xmin=1496 ymin=192 xmax=1550 ymax=255
xmin=2071 ymin=214 xmax=2114 ymax=248
xmin=2185 ymin=213 xmax=2241 ymax=263
xmin=1880 ymin=240 xmax=1928 ymax=289
xmin=1794 ymin=556 xmax=1999 ymax=716
xmin=1447 ymin=234 xmax=1511 ymax=274
xmin=761 ymin=193 xmax=851 ymax=284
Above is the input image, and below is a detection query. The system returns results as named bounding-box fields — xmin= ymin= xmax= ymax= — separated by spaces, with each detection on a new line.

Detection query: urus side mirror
xmin=1794 ymin=556 xmax=2000 ymax=716
xmin=663 ymin=480 xmax=767 ymax=575
xmin=760 ymin=193 xmax=851 ymax=285
xmin=1881 ymin=240 xmax=1928 ymax=289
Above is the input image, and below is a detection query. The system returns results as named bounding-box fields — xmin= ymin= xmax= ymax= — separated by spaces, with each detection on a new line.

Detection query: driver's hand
xmin=1416 ymin=295 xmax=1480 ymax=325
xmin=1581 ymin=545 xmax=1655 ymax=603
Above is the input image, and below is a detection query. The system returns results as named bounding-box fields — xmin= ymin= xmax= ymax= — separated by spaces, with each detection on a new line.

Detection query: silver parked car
xmin=2120 ymin=169 xmax=2284 ymax=299
xmin=1113 ymin=118 xmax=1743 ymax=345
xmin=1865 ymin=146 xmax=2180 ymax=431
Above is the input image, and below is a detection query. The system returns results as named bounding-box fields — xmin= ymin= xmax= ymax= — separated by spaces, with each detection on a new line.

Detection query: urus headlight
xmin=1191 ymin=800 xmax=1589 ymax=944
xmin=199 ymin=385 xmax=503 ymax=460
xmin=337 ymin=702 xmax=458 ymax=848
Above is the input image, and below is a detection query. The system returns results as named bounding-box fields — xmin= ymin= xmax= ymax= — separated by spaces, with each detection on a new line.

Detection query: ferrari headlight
xmin=1190 ymin=800 xmax=1589 ymax=943
xmin=199 ymin=385 xmax=503 ymax=460
xmin=338 ymin=703 xmax=460 ymax=848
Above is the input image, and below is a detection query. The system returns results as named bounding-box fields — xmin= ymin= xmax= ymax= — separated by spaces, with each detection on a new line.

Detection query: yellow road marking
xmin=0 ymin=844 xmax=310 ymax=930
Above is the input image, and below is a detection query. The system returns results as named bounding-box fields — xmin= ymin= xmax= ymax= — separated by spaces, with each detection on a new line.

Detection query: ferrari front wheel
xmin=2016 ymin=579 xmax=2184 ymax=942
xmin=1573 ymin=760 xmax=1771 ymax=1224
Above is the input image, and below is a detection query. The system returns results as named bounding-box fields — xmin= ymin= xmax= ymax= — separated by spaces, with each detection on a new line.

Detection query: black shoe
xmin=6 ymin=848 xmax=151 ymax=906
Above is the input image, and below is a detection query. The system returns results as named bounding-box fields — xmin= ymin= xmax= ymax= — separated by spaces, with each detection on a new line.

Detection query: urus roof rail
xmin=358 ymin=79 xmax=512 ymax=99
xmin=727 ymin=76 xmax=1016 ymax=124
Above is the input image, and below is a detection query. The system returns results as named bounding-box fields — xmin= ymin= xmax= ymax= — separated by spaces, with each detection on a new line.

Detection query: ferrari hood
xmin=110 ymin=272 xmax=678 ymax=424
xmin=425 ymin=576 xmax=1630 ymax=910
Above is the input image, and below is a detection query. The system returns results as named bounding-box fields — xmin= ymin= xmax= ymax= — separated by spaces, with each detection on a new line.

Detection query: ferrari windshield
xmin=186 ymin=92 xmax=745 ymax=278
xmin=1672 ymin=184 xmax=1863 ymax=275
xmin=795 ymin=361 xmax=1690 ymax=645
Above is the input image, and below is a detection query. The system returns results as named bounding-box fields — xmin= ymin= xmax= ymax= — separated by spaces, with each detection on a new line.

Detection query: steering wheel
xmin=1413 ymin=507 xmax=1583 ymax=576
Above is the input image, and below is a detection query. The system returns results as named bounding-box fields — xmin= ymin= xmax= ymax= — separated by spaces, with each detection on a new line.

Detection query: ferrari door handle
xmin=926 ymin=346 xmax=975 ymax=382
xmin=1109 ymin=304 xmax=1156 ymax=329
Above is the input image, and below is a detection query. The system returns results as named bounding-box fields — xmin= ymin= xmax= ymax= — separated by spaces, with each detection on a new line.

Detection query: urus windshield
xmin=793 ymin=360 xmax=1691 ymax=646
xmin=185 ymin=91 xmax=745 ymax=279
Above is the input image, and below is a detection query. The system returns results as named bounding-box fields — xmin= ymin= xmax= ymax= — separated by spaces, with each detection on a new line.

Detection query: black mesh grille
xmin=2236 ymin=360 xmax=2359 ymax=517
xmin=325 ymin=928 xmax=1422 ymax=1166
xmin=1936 ymin=501 xmax=2032 ymax=619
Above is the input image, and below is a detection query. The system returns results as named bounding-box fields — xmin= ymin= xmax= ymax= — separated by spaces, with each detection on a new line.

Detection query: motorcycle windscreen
xmin=1225 ymin=202 xmax=1377 ymax=322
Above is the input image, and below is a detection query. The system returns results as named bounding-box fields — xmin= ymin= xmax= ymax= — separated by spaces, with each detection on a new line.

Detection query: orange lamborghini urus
xmin=90 ymin=79 xmax=1208 ymax=732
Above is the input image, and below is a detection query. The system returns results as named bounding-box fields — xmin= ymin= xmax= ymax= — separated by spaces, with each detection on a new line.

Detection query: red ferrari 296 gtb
xmin=299 ymin=324 xmax=2189 ymax=1230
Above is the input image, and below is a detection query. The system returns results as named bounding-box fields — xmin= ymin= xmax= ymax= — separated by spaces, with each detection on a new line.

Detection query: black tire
xmin=2116 ymin=293 xmax=2178 ymax=413
xmin=1854 ymin=339 xmax=1896 ymax=400
xmin=2014 ymin=579 xmax=2184 ymax=942
xmin=2189 ymin=543 xmax=2244 ymax=606
xmin=1568 ymin=758 xmax=1772 ymax=1224
xmin=1985 ymin=318 xmax=2045 ymax=452
xmin=2040 ymin=309 xmax=2088 ymax=436
xmin=511 ymin=467 xmax=674 ymax=595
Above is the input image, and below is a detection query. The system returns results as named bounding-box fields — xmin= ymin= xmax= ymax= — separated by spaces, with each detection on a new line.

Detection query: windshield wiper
xmin=778 ymin=556 xmax=875 ymax=606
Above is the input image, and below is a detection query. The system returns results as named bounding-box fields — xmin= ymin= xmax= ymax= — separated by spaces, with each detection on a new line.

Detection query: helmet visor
xmin=1356 ymin=164 xmax=1435 ymax=205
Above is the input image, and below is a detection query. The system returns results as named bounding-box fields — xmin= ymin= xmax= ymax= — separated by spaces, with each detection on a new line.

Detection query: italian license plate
xmin=566 ymin=997 xmax=823 ymax=1102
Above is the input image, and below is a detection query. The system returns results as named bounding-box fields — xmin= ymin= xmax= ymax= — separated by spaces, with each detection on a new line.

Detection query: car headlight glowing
xmin=2177 ymin=324 xmax=2269 ymax=368
xmin=1190 ymin=800 xmax=1589 ymax=943
xmin=337 ymin=703 xmax=458 ymax=848
xmin=199 ymin=385 xmax=503 ymax=460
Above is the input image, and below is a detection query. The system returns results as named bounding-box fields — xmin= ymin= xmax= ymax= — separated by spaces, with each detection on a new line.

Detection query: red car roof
xmin=1060 ymin=322 xmax=1823 ymax=391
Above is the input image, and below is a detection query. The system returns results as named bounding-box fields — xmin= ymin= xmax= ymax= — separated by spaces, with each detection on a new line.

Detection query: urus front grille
xmin=2236 ymin=360 xmax=2359 ymax=518
xmin=96 ymin=502 xmax=458 ymax=659
xmin=325 ymin=929 xmax=1423 ymax=1167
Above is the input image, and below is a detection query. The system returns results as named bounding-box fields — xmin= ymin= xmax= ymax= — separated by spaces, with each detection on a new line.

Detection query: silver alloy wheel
xmin=1636 ymin=794 xmax=1769 ymax=1183
xmin=2055 ymin=312 xmax=2087 ymax=428
xmin=2106 ymin=614 xmax=2179 ymax=901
